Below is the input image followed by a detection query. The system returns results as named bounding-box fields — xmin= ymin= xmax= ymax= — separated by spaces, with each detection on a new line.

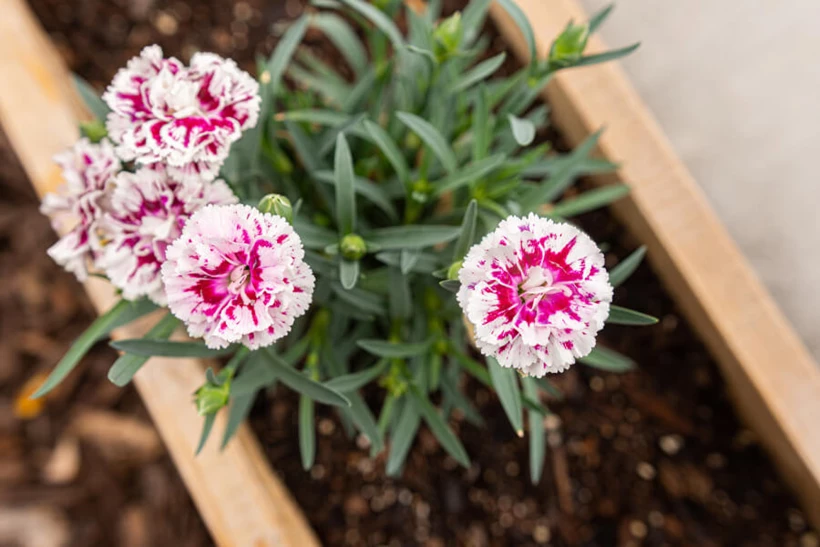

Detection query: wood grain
xmin=0 ymin=0 xmax=319 ymax=545
xmin=490 ymin=0 xmax=820 ymax=528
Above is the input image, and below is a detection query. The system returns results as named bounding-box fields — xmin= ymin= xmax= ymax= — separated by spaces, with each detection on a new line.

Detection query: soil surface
xmin=6 ymin=0 xmax=818 ymax=546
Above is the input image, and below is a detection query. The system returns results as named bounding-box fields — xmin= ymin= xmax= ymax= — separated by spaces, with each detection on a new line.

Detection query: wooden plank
xmin=491 ymin=0 xmax=820 ymax=527
xmin=0 ymin=1 xmax=320 ymax=545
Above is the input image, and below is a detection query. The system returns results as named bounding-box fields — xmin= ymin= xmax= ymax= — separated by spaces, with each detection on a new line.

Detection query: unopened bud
xmin=194 ymin=378 xmax=231 ymax=416
xmin=433 ymin=12 xmax=464 ymax=59
xmin=549 ymin=22 xmax=589 ymax=67
xmin=340 ymin=233 xmax=367 ymax=260
xmin=447 ymin=260 xmax=463 ymax=281
xmin=80 ymin=120 xmax=108 ymax=143
xmin=258 ymin=194 xmax=293 ymax=223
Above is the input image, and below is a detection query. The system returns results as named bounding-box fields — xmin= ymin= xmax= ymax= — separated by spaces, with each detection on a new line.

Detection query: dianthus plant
xmin=38 ymin=0 xmax=653 ymax=481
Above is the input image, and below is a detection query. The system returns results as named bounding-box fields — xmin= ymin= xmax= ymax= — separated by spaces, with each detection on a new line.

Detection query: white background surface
xmin=579 ymin=0 xmax=820 ymax=359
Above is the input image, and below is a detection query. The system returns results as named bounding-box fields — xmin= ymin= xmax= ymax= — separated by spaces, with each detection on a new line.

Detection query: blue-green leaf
xmin=488 ymin=357 xmax=523 ymax=436
xmin=362 ymin=120 xmax=410 ymax=184
xmin=293 ymin=218 xmax=337 ymax=250
xmin=522 ymin=377 xmax=546 ymax=483
xmin=338 ymin=0 xmax=405 ymax=49
xmin=334 ymin=133 xmax=356 ymax=234
xmin=310 ymin=13 xmax=368 ymax=76
xmin=606 ymin=306 xmax=659 ymax=326
xmin=432 ymin=155 xmax=505 ymax=195
xmin=580 ymin=346 xmax=636 ymax=372
xmin=107 ymin=313 xmax=179 ymax=387
xmin=508 ymin=114 xmax=536 ymax=146
xmin=195 ymin=413 xmax=217 ymax=456
xmin=110 ymin=339 xmax=235 ymax=358
xmin=364 ymin=225 xmax=461 ymax=250
xmin=453 ymin=199 xmax=478 ymax=261
xmin=221 ymin=391 xmax=257 ymax=449
xmin=496 ymin=0 xmax=536 ymax=70
xmin=266 ymin=15 xmax=310 ymax=96
xmin=550 ymin=184 xmax=630 ymax=217
xmin=409 ymin=385 xmax=469 ymax=468
xmin=358 ymin=339 xmax=431 ymax=359
xmin=448 ymin=52 xmax=507 ymax=94
xmin=325 ymin=360 xmax=388 ymax=392
xmin=396 ymin=112 xmax=458 ymax=174
xmin=386 ymin=398 xmax=421 ymax=476
xmin=262 ymin=349 xmax=350 ymax=407
xmin=574 ymin=43 xmax=640 ymax=67
xmin=339 ymin=259 xmax=360 ymax=290
xmin=299 ymin=395 xmax=316 ymax=469
xmin=73 ymin=75 xmax=110 ymax=122
xmin=609 ymin=246 xmax=646 ymax=287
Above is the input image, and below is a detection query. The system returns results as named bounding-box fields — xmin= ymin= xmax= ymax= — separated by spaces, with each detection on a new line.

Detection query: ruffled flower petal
xmin=97 ymin=166 xmax=237 ymax=304
xmin=40 ymin=138 xmax=121 ymax=280
xmin=161 ymin=204 xmax=315 ymax=349
xmin=102 ymin=45 xmax=261 ymax=182
xmin=457 ymin=213 xmax=612 ymax=377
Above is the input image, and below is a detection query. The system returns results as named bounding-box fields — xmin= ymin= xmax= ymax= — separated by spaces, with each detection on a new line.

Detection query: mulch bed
xmin=8 ymin=0 xmax=818 ymax=545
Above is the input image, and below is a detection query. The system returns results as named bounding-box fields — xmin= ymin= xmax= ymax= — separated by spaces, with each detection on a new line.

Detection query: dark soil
xmin=9 ymin=0 xmax=818 ymax=546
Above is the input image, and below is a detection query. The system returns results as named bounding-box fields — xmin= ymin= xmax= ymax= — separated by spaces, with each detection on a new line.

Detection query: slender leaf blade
xmin=409 ymin=385 xmax=469 ymax=468
xmin=262 ymin=349 xmax=350 ymax=406
xmin=488 ymin=357 xmax=523 ymax=436
xmin=299 ymin=395 xmax=316 ymax=469
xmin=358 ymin=339 xmax=431 ymax=359
xmin=522 ymin=377 xmax=546 ymax=483
xmin=580 ymin=346 xmax=636 ymax=372
xmin=607 ymin=305 xmax=659 ymax=326
xmin=550 ymin=184 xmax=630 ymax=217
xmin=396 ymin=112 xmax=458 ymax=174
xmin=609 ymin=246 xmax=646 ymax=287
xmin=110 ymin=339 xmax=234 ymax=358
xmin=364 ymin=225 xmax=460 ymax=250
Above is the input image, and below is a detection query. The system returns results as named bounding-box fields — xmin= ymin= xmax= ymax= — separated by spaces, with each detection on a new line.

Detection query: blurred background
xmin=1 ymin=0 xmax=818 ymax=545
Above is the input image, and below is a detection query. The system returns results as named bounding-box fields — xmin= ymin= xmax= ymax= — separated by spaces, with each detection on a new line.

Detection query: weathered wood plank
xmin=0 ymin=0 xmax=319 ymax=544
xmin=490 ymin=0 xmax=820 ymax=527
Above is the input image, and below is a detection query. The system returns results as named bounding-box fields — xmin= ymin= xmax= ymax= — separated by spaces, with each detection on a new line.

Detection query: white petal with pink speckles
xmin=161 ymin=204 xmax=315 ymax=349
xmin=96 ymin=166 xmax=237 ymax=304
xmin=458 ymin=214 xmax=612 ymax=377
xmin=40 ymin=138 xmax=121 ymax=281
xmin=103 ymin=45 xmax=260 ymax=182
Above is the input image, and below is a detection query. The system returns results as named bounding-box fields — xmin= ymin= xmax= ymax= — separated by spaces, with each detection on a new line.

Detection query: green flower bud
xmin=79 ymin=120 xmax=108 ymax=143
xmin=194 ymin=377 xmax=231 ymax=416
xmin=549 ymin=22 xmax=589 ymax=67
xmin=340 ymin=233 xmax=367 ymax=260
xmin=270 ymin=148 xmax=294 ymax=174
xmin=258 ymin=194 xmax=293 ymax=223
xmin=447 ymin=260 xmax=463 ymax=281
xmin=410 ymin=179 xmax=432 ymax=204
xmin=433 ymin=12 xmax=464 ymax=59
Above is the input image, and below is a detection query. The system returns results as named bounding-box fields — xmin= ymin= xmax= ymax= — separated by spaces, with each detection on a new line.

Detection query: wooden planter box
xmin=2 ymin=0 xmax=819 ymax=543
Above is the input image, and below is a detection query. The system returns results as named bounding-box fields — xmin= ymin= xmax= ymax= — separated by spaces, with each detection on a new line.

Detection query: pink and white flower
xmin=103 ymin=45 xmax=261 ymax=182
xmin=457 ymin=214 xmax=612 ymax=376
xmin=40 ymin=138 xmax=121 ymax=280
xmin=97 ymin=166 xmax=237 ymax=304
xmin=161 ymin=204 xmax=315 ymax=349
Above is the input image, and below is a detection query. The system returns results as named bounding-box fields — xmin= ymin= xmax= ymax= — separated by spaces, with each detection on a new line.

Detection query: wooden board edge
xmin=0 ymin=0 xmax=320 ymax=544
xmin=490 ymin=0 xmax=820 ymax=528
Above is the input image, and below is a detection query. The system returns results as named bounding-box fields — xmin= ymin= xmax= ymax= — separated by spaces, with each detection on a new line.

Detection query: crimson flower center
xmin=227 ymin=265 xmax=251 ymax=295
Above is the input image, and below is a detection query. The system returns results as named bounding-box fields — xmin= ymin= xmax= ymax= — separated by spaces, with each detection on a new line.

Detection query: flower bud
xmin=194 ymin=377 xmax=231 ymax=416
xmin=258 ymin=194 xmax=293 ymax=223
xmin=447 ymin=260 xmax=463 ymax=281
xmin=79 ymin=120 xmax=108 ymax=143
xmin=549 ymin=22 xmax=589 ymax=67
xmin=340 ymin=233 xmax=367 ymax=260
xmin=433 ymin=12 xmax=464 ymax=59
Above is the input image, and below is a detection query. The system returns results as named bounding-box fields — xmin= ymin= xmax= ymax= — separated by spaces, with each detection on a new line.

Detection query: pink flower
xmin=40 ymin=138 xmax=121 ymax=280
xmin=97 ymin=166 xmax=237 ymax=304
xmin=161 ymin=204 xmax=315 ymax=349
xmin=457 ymin=214 xmax=612 ymax=376
xmin=103 ymin=45 xmax=261 ymax=182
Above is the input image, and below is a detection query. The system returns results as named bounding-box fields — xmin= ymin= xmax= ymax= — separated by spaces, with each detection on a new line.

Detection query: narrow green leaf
xmin=439 ymin=279 xmax=460 ymax=293
xmin=313 ymin=169 xmax=399 ymax=221
xmin=488 ymin=357 xmax=523 ymax=436
xmin=588 ymin=3 xmax=614 ymax=33
xmin=452 ymin=200 xmax=478 ymax=262
xmin=449 ymin=53 xmax=507 ymax=94
xmin=580 ymin=345 xmax=636 ymax=372
xmin=451 ymin=348 xmax=491 ymax=386
xmin=432 ymin=155 xmax=505 ymax=195
xmin=550 ymin=184 xmax=630 ymax=217
xmin=334 ymin=133 xmax=356 ymax=234
xmin=387 ymin=267 xmax=411 ymax=319
xmin=400 ymin=250 xmax=420 ymax=275
xmin=195 ymin=413 xmax=217 ymax=456
xmin=609 ymin=246 xmax=646 ymax=287
xmin=231 ymin=351 xmax=276 ymax=396
xmin=344 ymin=392 xmax=384 ymax=454
xmin=73 ymin=75 xmax=110 ymax=122
xmin=103 ymin=298 xmax=159 ymax=335
xmin=339 ymin=259 xmax=360 ymax=290
xmin=574 ymin=43 xmax=640 ymax=67
xmin=310 ymin=13 xmax=368 ymax=76
xmin=285 ymin=121 xmax=325 ymax=174
xmin=409 ymin=385 xmax=470 ymax=468
xmin=358 ymin=339 xmax=431 ymax=359
xmin=35 ymin=300 xmax=149 ymax=398
xmin=396 ymin=112 xmax=458 ymax=174
xmin=496 ymin=0 xmax=536 ymax=70
xmin=299 ymin=395 xmax=316 ymax=469
xmin=262 ymin=349 xmax=350 ymax=406
xmin=508 ymin=114 xmax=536 ymax=146
xmin=110 ymin=339 xmax=234 ymax=358
xmin=325 ymin=360 xmax=388 ymax=392
xmin=386 ymin=398 xmax=421 ymax=476
xmin=375 ymin=251 xmax=439 ymax=274
xmin=522 ymin=377 xmax=546 ymax=483
xmin=362 ymin=120 xmax=410 ymax=184
xmin=221 ymin=391 xmax=257 ymax=449
xmin=472 ymin=85 xmax=491 ymax=162
xmin=440 ymin=372 xmax=484 ymax=426
xmin=364 ymin=225 xmax=460 ymax=250
xmin=331 ymin=284 xmax=387 ymax=316
xmin=318 ymin=112 xmax=366 ymax=157
xmin=279 ymin=109 xmax=350 ymax=126
xmin=289 ymin=63 xmax=350 ymax=107
xmin=107 ymin=313 xmax=180 ymax=387
xmin=461 ymin=0 xmax=492 ymax=43
xmin=607 ymin=305 xmax=659 ymax=326
xmin=338 ymin=0 xmax=404 ymax=49
xmin=293 ymin=218 xmax=337 ymax=250
xmin=267 ymin=15 xmax=310 ymax=96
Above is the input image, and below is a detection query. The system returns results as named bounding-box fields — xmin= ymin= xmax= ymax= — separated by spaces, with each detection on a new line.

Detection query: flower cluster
xmin=103 ymin=45 xmax=261 ymax=182
xmin=458 ymin=214 xmax=612 ymax=376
